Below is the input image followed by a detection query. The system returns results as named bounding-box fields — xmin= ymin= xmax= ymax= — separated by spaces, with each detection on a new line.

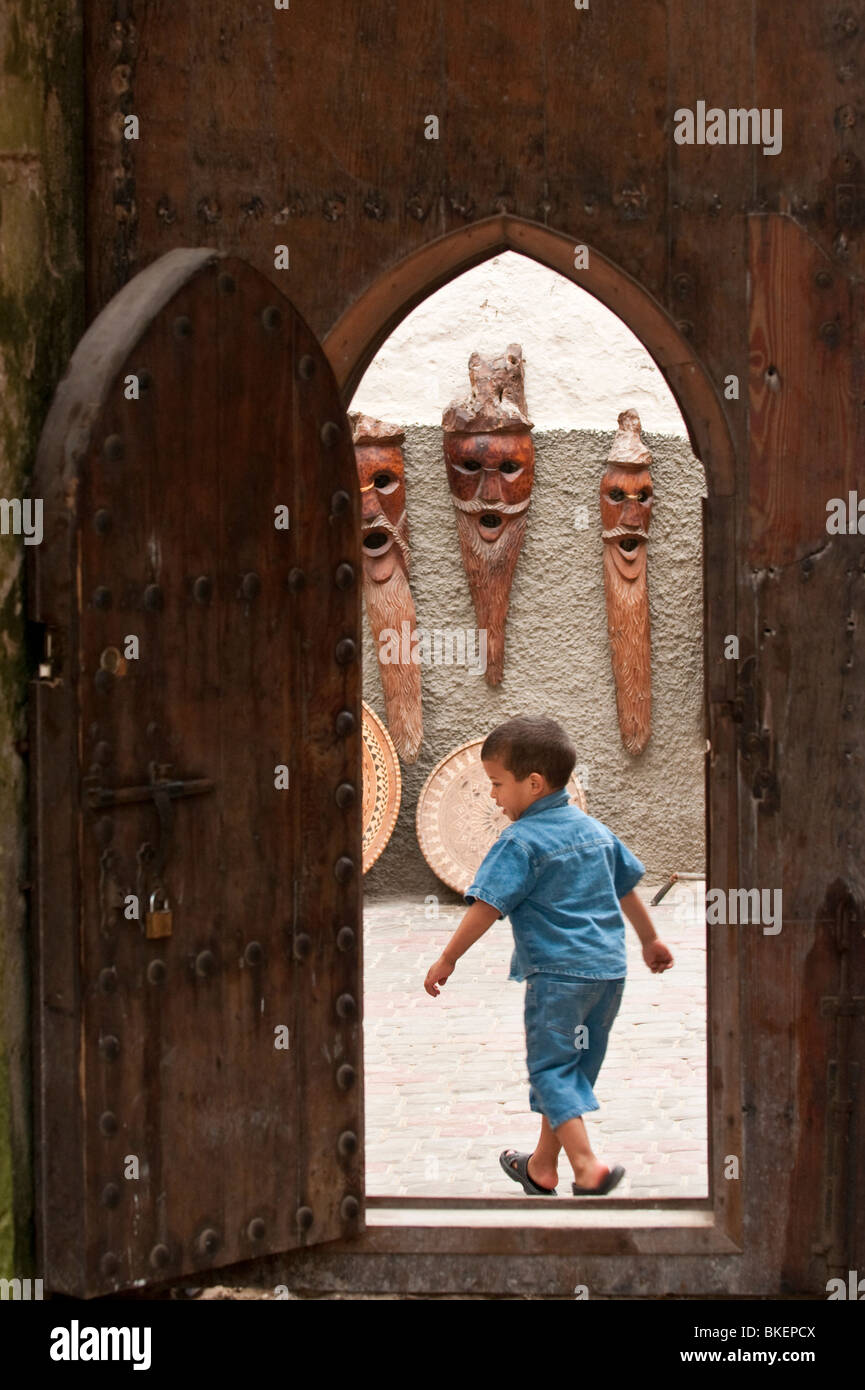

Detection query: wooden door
xmin=28 ymin=249 xmax=363 ymax=1297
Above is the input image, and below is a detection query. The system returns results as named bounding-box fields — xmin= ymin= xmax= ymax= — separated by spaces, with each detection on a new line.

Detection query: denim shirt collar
xmin=517 ymin=788 xmax=572 ymax=821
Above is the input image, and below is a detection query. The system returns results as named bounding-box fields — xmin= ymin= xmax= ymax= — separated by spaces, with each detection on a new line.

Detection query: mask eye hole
xmin=608 ymin=487 xmax=625 ymax=502
xmin=499 ymin=460 xmax=520 ymax=475
xmin=638 ymin=490 xmax=651 ymax=503
xmin=373 ymin=471 xmax=398 ymax=492
xmin=363 ymin=531 xmax=390 ymax=552
xmin=457 ymin=460 xmax=481 ymax=473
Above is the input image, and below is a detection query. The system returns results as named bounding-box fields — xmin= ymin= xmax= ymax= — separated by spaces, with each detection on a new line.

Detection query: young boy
xmin=423 ymin=715 xmax=674 ymax=1196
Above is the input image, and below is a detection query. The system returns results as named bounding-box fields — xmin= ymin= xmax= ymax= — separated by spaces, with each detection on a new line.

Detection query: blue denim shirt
xmin=464 ymin=788 xmax=645 ymax=981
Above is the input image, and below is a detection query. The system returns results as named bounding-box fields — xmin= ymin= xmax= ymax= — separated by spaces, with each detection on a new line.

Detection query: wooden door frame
xmin=322 ymin=214 xmax=743 ymax=1259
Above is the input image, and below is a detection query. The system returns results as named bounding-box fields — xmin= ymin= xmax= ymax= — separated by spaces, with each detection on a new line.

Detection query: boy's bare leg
xmin=554 ymin=1116 xmax=609 ymax=1188
xmin=526 ymin=1115 xmax=562 ymax=1189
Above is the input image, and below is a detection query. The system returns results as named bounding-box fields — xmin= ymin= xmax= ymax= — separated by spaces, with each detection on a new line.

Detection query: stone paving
xmin=363 ymin=881 xmax=707 ymax=1197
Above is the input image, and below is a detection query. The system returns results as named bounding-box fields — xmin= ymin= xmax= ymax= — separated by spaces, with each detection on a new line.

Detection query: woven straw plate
xmin=362 ymin=700 xmax=402 ymax=873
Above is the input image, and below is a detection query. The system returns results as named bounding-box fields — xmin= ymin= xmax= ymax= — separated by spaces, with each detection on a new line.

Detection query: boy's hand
xmin=643 ymin=939 xmax=674 ymax=973
xmin=424 ymin=955 xmax=455 ymax=997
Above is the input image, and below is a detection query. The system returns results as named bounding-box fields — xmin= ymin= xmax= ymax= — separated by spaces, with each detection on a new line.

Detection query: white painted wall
xmin=350 ymin=250 xmax=688 ymax=435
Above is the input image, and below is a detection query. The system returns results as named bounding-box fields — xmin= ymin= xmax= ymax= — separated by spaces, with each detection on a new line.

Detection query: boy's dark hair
xmin=480 ymin=715 xmax=576 ymax=789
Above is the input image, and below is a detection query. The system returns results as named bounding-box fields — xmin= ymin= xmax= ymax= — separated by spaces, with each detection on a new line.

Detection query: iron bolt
xmin=334 ymin=856 xmax=355 ymax=884
xmin=335 ymin=710 xmax=356 ymax=736
xmin=195 ymin=950 xmax=216 ymax=977
xmin=198 ymin=1228 xmax=220 ymax=1255
xmin=337 ymin=1130 xmax=358 ymax=1157
xmin=335 ymin=782 xmax=356 ymax=808
xmin=293 ymin=932 xmax=312 ymax=960
xmin=336 ymin=993 xmax=357 ymax=1019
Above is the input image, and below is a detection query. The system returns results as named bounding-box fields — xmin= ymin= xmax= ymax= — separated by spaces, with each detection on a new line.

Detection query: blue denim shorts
xmin=524 ymin=973 xmax=625 ymax=1129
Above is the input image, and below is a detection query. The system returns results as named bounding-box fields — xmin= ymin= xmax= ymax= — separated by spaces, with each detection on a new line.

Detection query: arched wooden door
xmin=28 ymin=248 xmax=363 ymax=1297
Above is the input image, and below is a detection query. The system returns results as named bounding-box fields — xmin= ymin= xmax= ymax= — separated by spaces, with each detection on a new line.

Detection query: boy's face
xmin=482 ymin=756 xmax=551 ymax=821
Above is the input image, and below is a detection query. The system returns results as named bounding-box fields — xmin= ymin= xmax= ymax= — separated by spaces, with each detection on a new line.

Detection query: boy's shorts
xmin=524 ymin=973 xmax=625 ymax=1129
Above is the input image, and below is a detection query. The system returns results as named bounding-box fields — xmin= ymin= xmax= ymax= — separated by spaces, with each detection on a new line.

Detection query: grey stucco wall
xmin=362 ymin=425 xmax=707 ymax=904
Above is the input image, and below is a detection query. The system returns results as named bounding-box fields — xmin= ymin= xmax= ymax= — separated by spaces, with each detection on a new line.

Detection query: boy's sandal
xmin=571 ymin=1163 xmax=625 ymax=1196
xmin=499 ymin=1148 xmax=557 ymax=1195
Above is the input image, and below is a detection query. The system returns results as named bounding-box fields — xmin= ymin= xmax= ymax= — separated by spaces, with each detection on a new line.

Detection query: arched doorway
xmin=326 ymin=217 xmax=741 ymax=1213
xmin=324 ymin=215 xmax=736 ymax=500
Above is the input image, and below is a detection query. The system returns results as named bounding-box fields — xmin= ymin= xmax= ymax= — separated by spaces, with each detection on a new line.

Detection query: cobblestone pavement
xmin=363 ymin=882 xmax=707 ymax=1197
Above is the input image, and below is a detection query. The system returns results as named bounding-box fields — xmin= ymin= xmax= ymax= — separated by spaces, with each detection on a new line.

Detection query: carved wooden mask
xmin=350 ymin=412 xmax=423 ymax=763
xmin=600 ymin=408 xmax=653 ymax=754
xmin=442 ymin=344 xmax=534 ymax=686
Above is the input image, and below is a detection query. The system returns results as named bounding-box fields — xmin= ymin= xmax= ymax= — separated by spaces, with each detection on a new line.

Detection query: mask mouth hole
xmin=479 ymin=513 xmax=502 ymax=530
xmin=619 ymin=536 xmax=639 ymax=553
xmin=363 ymin=530 xmax=391 ymax=552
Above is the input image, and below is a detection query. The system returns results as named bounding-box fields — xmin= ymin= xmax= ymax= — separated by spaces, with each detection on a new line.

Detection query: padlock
xmin=146 ymin=890 xmax=173 ymax=939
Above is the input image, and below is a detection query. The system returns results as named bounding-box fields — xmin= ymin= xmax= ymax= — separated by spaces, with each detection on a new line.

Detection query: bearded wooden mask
xmin=442 ymin=344 xmax=535 ymax=685
xmin=601 ymin=408 xmax=653 ymax=755
xmin=350 ymin=412 xmax=423 ymax=763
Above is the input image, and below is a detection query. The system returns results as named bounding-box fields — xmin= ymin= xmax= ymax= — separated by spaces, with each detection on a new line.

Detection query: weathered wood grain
xmin=749 ymin=214 xmax=864 ymax=568
xmin=755 ymin=0 xmax=865 ymax=281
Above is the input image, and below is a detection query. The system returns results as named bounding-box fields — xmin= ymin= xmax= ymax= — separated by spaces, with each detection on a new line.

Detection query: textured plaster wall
xmin=361 ymin=425 xmax=706 ymax=905
xmin=0 ymin=1 xmax=84 ymax=1277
